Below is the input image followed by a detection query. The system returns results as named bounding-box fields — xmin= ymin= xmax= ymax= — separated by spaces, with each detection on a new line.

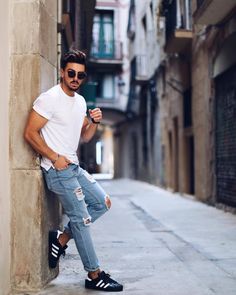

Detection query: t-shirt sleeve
xmin=33 ymin=93 xmax=54 ymax=120
xmin=84 ymin=100 xmax=87 ymax=117
xmin=79 ymin=95 xmax=87 ymax=117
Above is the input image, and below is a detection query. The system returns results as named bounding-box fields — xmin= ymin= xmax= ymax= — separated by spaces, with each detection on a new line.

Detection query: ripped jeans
xmin=42 ymin=164 xmax=109 ymax=272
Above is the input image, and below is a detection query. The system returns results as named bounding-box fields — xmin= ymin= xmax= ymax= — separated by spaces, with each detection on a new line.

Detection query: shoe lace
xmin=101 ymin=272 xmax=112 ymax=283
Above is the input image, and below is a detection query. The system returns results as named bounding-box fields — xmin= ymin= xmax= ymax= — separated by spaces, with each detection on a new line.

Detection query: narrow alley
xmin=35 ymin=179 xmax=236 ymax=295
xmin=2 ymin=1 xmax=236 ymax=294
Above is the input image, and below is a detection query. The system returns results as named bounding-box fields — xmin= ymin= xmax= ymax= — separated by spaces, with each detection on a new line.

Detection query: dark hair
xmin=60 ymin=49 xmax=87 ymax=69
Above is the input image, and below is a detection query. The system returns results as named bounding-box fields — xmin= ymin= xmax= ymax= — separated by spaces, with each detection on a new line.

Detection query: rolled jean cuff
xmin=84 ymin=265 xmax=100 ymax=272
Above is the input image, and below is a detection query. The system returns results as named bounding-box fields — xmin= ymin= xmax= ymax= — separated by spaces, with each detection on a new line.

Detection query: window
xmin=94 ymin=73 xmax=115 ymax=100
xmin=91 ymin=11 xmax=114 ymax=58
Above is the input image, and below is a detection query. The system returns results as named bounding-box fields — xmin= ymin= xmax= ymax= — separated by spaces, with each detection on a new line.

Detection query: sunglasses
xmin=67 ymin=69 xmax=87 ymax=80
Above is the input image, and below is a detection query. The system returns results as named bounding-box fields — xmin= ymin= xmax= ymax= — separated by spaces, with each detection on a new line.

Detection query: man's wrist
xmin=91 ymin=118 xmax=100 ymax=124
xmin=51 ymin=153 xmax=60 ymax=164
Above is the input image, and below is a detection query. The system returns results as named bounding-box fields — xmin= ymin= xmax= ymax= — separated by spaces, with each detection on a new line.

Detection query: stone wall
xmin=161 ymin=56 xmax=192 ymax=193
xmin=9 ymin=0 xmax=60 ymax=292
xmin=192 ymin=17 xmax=236 ymax=204
xmin=191 ymin=35 xmax=212 ymax=202
xmin=0 ymin=0 xmax=11 ymax=294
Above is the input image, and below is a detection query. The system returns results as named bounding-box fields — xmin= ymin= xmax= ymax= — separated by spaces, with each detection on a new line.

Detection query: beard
xmin=63 ymin=79 xmax=80 ymax=92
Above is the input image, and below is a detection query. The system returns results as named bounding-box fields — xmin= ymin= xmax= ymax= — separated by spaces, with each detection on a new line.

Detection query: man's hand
xmin=53 ymin=155 xmax=71 ymax=170
xmin=89 ymin=108 xmax=102 ymax=123
xmin=81 ymin=108 xmax=103 ymax=142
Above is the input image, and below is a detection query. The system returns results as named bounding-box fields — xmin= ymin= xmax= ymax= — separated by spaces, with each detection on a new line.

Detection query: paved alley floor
xmin=37 ymin=179 xmax=236 ymax=295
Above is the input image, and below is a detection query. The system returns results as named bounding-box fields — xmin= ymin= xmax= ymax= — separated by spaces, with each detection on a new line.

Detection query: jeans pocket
xmin=44 ymin=167 xmax=63 ymax=193
xmin=56 ymin=165 xmax=74 ymax=178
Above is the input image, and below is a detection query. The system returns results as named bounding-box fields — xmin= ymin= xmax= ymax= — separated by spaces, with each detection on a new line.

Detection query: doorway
xmin=215 ymin=64 xmax=236 ymax=207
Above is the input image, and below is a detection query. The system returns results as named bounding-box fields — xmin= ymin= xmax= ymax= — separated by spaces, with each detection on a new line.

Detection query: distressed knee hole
xmin=74 ymin=187 xmax=84 ymax=201
xmin=83 ymin=216 xmax=92 ymax=226
xmin=105 ymin=195 xmax=111 ymax=209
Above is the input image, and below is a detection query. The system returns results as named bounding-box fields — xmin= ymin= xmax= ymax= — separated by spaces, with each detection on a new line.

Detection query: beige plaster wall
xmin=0 ymin=0 xmax=11 ymax=294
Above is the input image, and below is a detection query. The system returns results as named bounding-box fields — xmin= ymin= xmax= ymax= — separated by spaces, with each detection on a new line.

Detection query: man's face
xmin=61 ymin=62 xmax=86 ymax=92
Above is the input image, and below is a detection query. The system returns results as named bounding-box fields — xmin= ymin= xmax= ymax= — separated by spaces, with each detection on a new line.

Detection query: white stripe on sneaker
xmin=56 ymin=230 xmax=63 ymax=239
xmin=100 ymin=283 xmax=105 ymax=288
xmin=52 ymin=248 xmax=58 ymax=255
xmin=51 ymin=252 xmax=58 ymax=258
xmin=96 ymin=280 xmax=103 ymax=287
xmin=104 ymin=283 xmax=110 ymax=289
xmin=52 ymin=243 xmax=59 ymax=250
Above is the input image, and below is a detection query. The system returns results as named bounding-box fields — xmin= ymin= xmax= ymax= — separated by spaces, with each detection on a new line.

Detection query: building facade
xmin=80 ymin=0 xmax=130 ymax=176
xmin=122 ymin=0 xmax=236 ymax=210
xmin=160 ymin=0 xmax=236 ymax=208
xmin=192 ymin=0 xmax=236 ymax=207
xmin=116 ymin=0 xmax=165 ymax=183
xmin=160 ymin=0 xmax=194 ymax=193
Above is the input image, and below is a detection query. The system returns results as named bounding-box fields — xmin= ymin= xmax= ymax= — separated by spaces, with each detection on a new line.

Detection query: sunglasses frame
xmin=67 ymin=69 xmax=87 ymax=80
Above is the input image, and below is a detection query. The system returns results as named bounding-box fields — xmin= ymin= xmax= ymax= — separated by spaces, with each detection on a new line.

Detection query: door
xmin=215 ymin=65 xmax=236 ymax=207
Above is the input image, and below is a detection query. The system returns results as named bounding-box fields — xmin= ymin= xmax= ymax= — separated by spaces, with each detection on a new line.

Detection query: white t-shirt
xmin=33 ymin=84 xmax=87 ymax=170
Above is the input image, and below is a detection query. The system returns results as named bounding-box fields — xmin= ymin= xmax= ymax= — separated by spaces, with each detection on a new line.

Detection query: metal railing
xmin=164 ymin=0 xmax=192 ymax=41
xmin=90 ymin=39 xmax=122 ymax=60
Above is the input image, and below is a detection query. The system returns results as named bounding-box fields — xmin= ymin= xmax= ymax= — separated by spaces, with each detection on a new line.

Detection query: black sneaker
xmin=48 ymin=230 xmax=68 ymax=268
xmin=85 ymin=271 xmax=123 ymax=292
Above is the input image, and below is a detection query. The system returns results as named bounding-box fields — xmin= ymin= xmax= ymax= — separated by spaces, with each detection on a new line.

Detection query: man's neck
xmin=60 ymin=82 xmax=75 ymax=97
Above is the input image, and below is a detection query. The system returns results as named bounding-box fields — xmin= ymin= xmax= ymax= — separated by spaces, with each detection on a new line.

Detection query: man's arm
xmin=24 ymin=110 xmax=71 ymax=170
xmin=81 ymin=108 xmax=102 ymax=143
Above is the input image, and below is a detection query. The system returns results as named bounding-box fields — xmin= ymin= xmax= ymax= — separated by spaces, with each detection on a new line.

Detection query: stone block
xmin=12 ymin=1 xmax=57 ymax=66
xmin=41 ymin=0 xmax=57 ymax=20
xmin=12 ymin=1 xmax=40 ymax=54
xmin=11 ymin=169 xmax=59 ymax=292
xmin=39 ymin=2 xmax=57 ymax=67
xmin=10 ymin=54 xmax=57 ymax=170
xmin=40 ymin=55 xmax=57 ymax=92
xmin=10 ymin=54 xmax=41 ymax=170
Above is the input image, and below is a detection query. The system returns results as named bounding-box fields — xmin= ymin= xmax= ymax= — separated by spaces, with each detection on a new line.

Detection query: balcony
xmin=194 ymin=0 xmax=236 ymax=25
xmin=89 ymin=39 xmax=123 ymax=69
xmin=162 ymin=0 xmax=193 ymax=54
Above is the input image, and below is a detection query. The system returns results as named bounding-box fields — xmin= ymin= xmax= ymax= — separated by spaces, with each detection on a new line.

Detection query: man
xmin=24 ymin=50 xmax=123 ymax=292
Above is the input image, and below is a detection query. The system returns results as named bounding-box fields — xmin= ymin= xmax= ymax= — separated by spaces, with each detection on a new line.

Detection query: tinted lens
xmin=67 ymin=70 xmax=87 ymax=79
xmin=68 ymin=70 xmax=76 ymax=78
xmin=77 ymin=72 xmax=87 ymax=79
